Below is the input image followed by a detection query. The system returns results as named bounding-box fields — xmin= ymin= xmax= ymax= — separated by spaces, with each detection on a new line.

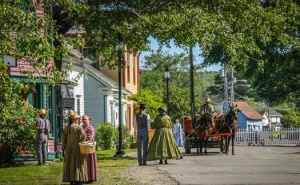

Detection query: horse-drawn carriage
xmin=183 ymin=105 xmax=238 ymax=155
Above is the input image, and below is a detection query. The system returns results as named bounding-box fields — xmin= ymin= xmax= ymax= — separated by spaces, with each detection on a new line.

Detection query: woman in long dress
xmin=146 ymin=107 xmax=183 ymax=164
xmin=173 ymin=119 xmax=184 ymax=147
xmin=82 ymin=115 xmax=98 ymax=183
xmin=62 ymin=112 xmax=88 ymax=185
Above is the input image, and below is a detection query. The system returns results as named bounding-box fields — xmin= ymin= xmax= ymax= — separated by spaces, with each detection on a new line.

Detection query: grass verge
xmin=0 ymin=149 xmax=138 ymax=185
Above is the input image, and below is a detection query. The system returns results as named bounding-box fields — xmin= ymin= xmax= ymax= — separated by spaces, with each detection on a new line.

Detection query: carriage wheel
xmin=185 ymin=139 xmax=191 ymax=154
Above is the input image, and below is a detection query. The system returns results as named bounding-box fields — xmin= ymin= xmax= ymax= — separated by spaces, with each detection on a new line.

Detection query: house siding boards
xmin=71 ymin=66 xmax=85 ymax=117
xmin=99 ymin=64 xmax=120 ymax=84
xmin=123 ymin=49 xmax=140 ymax=134
xmin=83 ymin=63 xmax=129 ymax=129
xmin=269 ymin=108 xmax=282 ymax=123
xmin=83 ymin=75 xmax=105 ymax=128
xmin=235 ymin=102 xmax=264 ymax=131
xmin=238 ymin=113 xmax=247 ymax=129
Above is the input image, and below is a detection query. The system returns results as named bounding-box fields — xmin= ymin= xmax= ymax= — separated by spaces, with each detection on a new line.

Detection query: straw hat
xmin=205 ymin=97 xmax=211 ymax=103
xmin=39 ymin=109 xmax=46 ymax=115
xmin=158 ymin=106 xmax=167 ymax=112
xmin=68 ymin=112 xmax=80 ymax=119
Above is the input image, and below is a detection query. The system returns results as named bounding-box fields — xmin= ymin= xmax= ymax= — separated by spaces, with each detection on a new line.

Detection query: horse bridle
xmin=215 ymin=111 xmax=237 ymax=133
xmin=225 ymin=110 xmax=238 ymax=131
xmin=186 ymin=114 xmax=212 ymax=137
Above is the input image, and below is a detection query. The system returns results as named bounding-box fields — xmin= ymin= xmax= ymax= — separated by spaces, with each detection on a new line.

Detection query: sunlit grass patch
xmin=0 ymin=149 xmax=138 ymax=185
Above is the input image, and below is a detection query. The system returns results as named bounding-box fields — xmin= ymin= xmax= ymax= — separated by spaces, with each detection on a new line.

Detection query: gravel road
xmin=127 ymin=146 xmax=300 ymax=185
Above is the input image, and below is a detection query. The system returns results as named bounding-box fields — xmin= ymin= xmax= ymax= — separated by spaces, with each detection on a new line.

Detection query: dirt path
xmin=126 ymin=152 xmax=178 ymax=185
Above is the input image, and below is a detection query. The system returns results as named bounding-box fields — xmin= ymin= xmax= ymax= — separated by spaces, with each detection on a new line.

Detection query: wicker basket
xmin=79 ymin=142 xmax=96 ymax=154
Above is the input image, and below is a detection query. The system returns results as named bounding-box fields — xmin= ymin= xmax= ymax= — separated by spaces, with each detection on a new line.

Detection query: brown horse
xmin=192 ymin=113 xmax=214 ymax=155
xmin=217 ymin=105 xmax=238 ymax=155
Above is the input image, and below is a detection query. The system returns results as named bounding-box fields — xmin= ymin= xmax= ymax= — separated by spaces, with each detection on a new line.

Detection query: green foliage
xmin=115 ymin=125 xmax=131 ymax=150
xmin=95 ymin=122 xmax=117 ymax=150
xmin=278 ymin=109 xmax=300 ymax=128
xmin=95 ymin=122 xmax=134 ymax=150
xmin=128 ymin=89 xmax=164 ymax=121
xmin=0 ymin=1 xmax=73 ymax=86
xmin=139 ymin=51 xmax=220 ymax=121
xmin=0 ymin=63 xmax=38 ymax=166
xmin=4 ymin=0 xmax=295 ymax=103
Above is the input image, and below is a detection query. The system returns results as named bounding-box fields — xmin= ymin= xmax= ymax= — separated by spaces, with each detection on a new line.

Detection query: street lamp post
xmin=115 ymin=33 xmax=125 ymax=156
xmin=165 ymin=67 xmax=170 ymax=114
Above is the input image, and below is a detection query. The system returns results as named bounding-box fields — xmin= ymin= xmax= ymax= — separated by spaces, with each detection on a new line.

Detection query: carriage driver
xmin=199 ymin=97 xmax=215 ymax=127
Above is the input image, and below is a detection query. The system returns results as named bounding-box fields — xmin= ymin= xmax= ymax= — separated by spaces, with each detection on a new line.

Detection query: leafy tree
xmin=2 ymin=0 xmax=296 ymax=104
xmin=39 ymin=0 xmax=300 ymax=107
xmin=139 ymin=51 xmax=219 ymax=121
xmin=0 ymin=63 xmax=38 ymax=166
xmin=279 ymin=110 xmax=300 ymax=128
xmin=203 ymin=1 xmax=300 ymax=104
xmin=127 ymin=89 xmax=164 ymax=121
xmin=0 ymin=1 xmax=81 ymax=165
xmin=0 ymin=1 xmax=73 ymax=85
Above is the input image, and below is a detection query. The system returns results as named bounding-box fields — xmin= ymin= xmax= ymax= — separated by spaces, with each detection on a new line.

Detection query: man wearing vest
xmin=33 ymin=109 xmax=51 ymax=165
xmin=133 ymin=104 xmax=150 ymax=166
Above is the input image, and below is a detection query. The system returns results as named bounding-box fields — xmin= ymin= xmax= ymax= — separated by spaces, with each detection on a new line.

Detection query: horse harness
xmin=215 ymin=112 xmax=238 ymax=134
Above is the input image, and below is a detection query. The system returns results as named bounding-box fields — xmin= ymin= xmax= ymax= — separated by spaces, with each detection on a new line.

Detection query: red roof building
xmin=235 ymin=102 xmax=264 ymax=131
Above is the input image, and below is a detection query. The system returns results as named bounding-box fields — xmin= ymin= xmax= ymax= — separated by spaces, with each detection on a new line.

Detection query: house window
xmin=127 ymin=53 xmax=130 ymax=82
xmin=76 ymin=98 xmax=80 ymax=115
xmin=82 ymin=47 xmax=97 ymax=62
xmin=27 ymin=83 xmax=43 ymax=108
xmin=133 ymin=56 xmax=136 ymax=84
xmin=127 ymin=106 xmax=131 ymax=130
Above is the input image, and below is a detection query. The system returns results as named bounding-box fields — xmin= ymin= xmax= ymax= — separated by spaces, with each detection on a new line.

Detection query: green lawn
xmin=0 ymin=149 xmax=138 ymax=185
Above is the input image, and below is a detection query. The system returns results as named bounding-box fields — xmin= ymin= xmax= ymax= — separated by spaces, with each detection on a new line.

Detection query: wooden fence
xmin=235 ymin=128 xmax=300 ymax=146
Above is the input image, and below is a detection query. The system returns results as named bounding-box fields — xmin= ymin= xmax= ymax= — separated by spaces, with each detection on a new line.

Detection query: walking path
xmin=126 ymin=151 xmax=178 ymax=185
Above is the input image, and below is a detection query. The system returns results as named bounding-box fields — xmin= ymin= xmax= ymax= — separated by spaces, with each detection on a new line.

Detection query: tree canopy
xmin=46 ymin=0 xmax=300 ymax=103
xmin=2 ymin=0 xmax=300 ymax=100
xmin=2 ymin=0 xmax=300 ymax=122
xmin=136 ymin=51 xmax=217 ymax=121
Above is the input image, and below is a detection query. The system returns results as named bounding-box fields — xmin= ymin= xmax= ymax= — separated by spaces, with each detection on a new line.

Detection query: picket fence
xmin=235 ymin=128 xmax=300 ymax=146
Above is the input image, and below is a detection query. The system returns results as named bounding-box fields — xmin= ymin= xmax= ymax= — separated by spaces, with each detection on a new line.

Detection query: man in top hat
xmin=133 ymin=104 xmax=151 ymax=166
xmin=199 ymin=97 xmax=215 ymax=127
xmin=33 ymin=109 xmax=51 ymax=165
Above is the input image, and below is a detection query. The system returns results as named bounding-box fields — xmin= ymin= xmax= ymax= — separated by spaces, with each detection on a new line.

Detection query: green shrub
xmin=115 ymin=125 xmax=131 ymax=149
xmin=95 ymin=122 xmax=117 ymax=150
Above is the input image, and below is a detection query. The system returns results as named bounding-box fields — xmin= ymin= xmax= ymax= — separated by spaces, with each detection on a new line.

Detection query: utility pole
xmin=223 ymin=64 xmax=228 ymax=113
xmin=230 ymin=67 xmax=236 ymax=106
xmin=189 ymin=47 xmax=195 ymax=119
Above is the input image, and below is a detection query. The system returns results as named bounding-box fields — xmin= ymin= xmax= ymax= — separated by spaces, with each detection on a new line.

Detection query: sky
xmin=139 ymin=37 xmax=222 ymax=71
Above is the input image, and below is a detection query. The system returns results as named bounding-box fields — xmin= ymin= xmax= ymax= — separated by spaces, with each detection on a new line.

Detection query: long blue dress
xmin=173 ymin=123 xmax=183 ymax=147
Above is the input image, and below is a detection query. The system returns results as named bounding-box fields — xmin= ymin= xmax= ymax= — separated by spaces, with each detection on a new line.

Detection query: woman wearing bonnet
xmin=62 ymin=112 xmax=88 ymax=185
xmin=146 ymin=107 xmax=183 ymax=164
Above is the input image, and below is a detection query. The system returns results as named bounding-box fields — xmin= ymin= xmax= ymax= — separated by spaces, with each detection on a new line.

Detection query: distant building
xmin=258 ymin=107 xmax=282 ymax=131
xmin=235 ymin=102 xmax=264 ymax=131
